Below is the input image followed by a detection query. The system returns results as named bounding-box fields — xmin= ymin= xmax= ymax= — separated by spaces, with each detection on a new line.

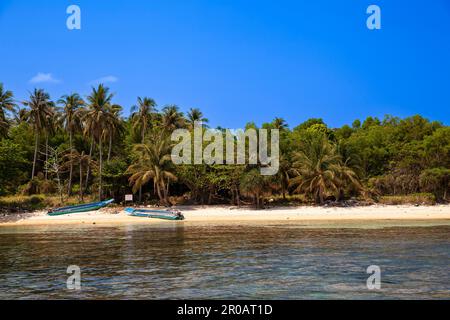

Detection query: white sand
xmin=1 ymin=204 xmax=450 ymax=227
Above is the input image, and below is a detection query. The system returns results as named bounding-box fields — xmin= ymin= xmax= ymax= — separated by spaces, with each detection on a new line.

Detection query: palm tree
xmin=130 ymin=97 xmax=156 ymax=202
xmin=64 ymin=150 xmax=94 ymax=202
xmin=126 ymin=132 xmax=177 ymax=205
xmin=43 ymin=109 xmax=59 ymax=180
xmin=130 ymin=97 xmax=157 ymax=142
xmin=0 ymin=83 xmax=16 ymax=137
xmin=289 ymin=133 xmax=360 ymax=204
xmin=161 ymin=105 xmax=185 ymax=131
xmin=22 ymin=89 xmax=55 ymax=179
xmin=84 ymin=84 xmax=116 ymax=200
xmin=58 ymin=93 xmax=85 ymax=194
xmin=105 ymin=104 xmax=123 ymax=162
xmin=275 ymin=154 xmax=291 ymax=200
xmin=187 ymin=107 xmax=208 ymax=129
xmin=272 ymin=117 xmax=288 ymax=130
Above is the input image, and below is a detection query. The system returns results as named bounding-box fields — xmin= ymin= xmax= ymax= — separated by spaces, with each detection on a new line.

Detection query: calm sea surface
xmin=0 ymin=221 xmax=449 ymax=299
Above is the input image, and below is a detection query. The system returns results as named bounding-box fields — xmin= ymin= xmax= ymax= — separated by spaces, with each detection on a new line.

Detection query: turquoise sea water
xmin=0 ymin=221 xmax=449 ymax=299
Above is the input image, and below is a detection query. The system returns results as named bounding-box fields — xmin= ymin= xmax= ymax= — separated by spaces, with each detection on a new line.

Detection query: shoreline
xmin=1 ymin=204 xmax=450 ymax=227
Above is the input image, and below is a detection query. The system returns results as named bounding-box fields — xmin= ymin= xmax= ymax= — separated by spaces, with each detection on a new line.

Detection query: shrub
xmin=419 ymin=167 xmax=450 ymax=202
xmin=0 ymin=195 xmax=46 ymax=211
xmin=378 ymin=193 xmax=436 ymax=205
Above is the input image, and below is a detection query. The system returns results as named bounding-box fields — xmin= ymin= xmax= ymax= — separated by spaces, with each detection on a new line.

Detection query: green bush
xmin=0 ymin=195 xmax=46 ymax=211
xmin=378 ymin=193 xmax=436 ymax=205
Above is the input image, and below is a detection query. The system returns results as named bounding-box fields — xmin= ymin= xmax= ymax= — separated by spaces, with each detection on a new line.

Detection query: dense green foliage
xmin=0 ymin=82 xmax=448 ymax=207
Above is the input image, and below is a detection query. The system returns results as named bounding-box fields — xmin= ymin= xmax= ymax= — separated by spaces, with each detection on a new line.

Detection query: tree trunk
xmin=32 ymin=133 xmax=39 ymax=179
xmin=79 ymin=160 xmax=84 ymax=202
xmin=45 ymin=134 xmax=49 ymax=180
xmin=57 ymin=171 xmax=63 ymax=204
xmin=85 ymin=139 xmax=94 ymax=192
xmin=138 ymin=127 xmax=145 ymax=203
xmin=99 ymin=138 xmax=103 ymax=201
xmin=161 ymin=179 xmax=169 ymax=206
xmin=236 ymin=187 xmax=240 ymax=207
xmin=68 ymin=131 xmax=73 ymax=195
xmin=208 ymin=189 xmax=213 ymax=205
xmin=166 ymin=178 xmax=170 ymax=197
xmin=156 ymin=183 xmax=164 ymax=205
xmin=108 ymin=133 xmax=112 ymax=162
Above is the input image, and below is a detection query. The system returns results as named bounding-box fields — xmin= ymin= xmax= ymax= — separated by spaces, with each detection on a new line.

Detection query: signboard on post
xmin=125 ymin=194 xmax=133 ymax=202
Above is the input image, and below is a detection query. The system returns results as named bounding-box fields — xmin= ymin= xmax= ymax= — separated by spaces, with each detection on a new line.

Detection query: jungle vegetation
xmin=0 ymin=83 xmax=449 ymax=209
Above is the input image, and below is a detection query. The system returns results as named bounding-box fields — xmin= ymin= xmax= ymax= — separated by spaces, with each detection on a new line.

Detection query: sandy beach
xmin=1 ymin=204 xmax=450 ymax=227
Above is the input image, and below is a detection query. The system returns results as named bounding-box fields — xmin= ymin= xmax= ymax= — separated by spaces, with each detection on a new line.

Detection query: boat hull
xmin=124 ymin=208 xmax=184 ymax=220
xmin=48 ymin=199 xmax=114 ymax=216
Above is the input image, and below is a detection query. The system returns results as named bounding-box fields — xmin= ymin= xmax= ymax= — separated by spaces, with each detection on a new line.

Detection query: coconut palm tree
xmin=130 ymin=97 xmax=156 ymax=202
xmin=43 ymin=109 xmax=59 ymax=180
xmin=130 ymin=97 xmax=157 ymax=142
xmin=289 ymin=133 xmax=360 ymax=204
xmin=0 ymin=83 xmax=16 ymax=137
xmin=161 ymin=105 xmax=185 ymax=131
xmin=126 ymin=132 xmax=177 ymax=205
xmin=84 ymin=84 xmax=116 ymax=200
xmin=22 ymin=89 xmax=55 ymax=179
xmin=58 ymin=93 xmax=85 ymax=194
xmin=64 ymin=150 xmax=95 ymax=202
xmin=275 ymin=154 xmax=291 ymax=200
xmin=105 ymin=104 xmax=123 ymax=162
xmin=187 ymin=107 xmax=209 ymax=129
xmin=272 ymin=117 xmax=288 ymax=130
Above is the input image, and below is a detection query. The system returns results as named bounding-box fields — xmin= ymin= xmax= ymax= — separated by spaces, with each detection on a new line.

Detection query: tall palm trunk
xmin=56 ymin=169 xmax=63 ymax=204
xmin=108 ymin=133 xmax=112 ymax=162
xmin=79 ymin=159 xmax=84 ymax=202
xmin=68 ymin=131 xmax=73 ymax=195
xmin=85 ymin=138 xmax=94 ymax=192
xmin=139 ymin=128 xmax=145 ymax=203
xmin=45 ymin=134 xmax=49 ymax=180
xmin=256 ymin=192 xmax=260 ymax=209
xmin=32 ymin=133 xmax=39 ymax=179
xmin=156 ymin=183 xmax=164 ymax=205
xmin=98 ymin=138 xmax=103 ymax=200
xmin=162 ymin=179 xmax=171 ymax=206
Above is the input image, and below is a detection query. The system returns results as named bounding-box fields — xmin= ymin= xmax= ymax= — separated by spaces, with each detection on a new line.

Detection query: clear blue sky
xmin=1 ymin=0 xmax=449 ymax=128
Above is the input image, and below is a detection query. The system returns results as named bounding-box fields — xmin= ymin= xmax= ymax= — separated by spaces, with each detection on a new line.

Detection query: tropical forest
xmin=0 ymin=83 xmax=449 ymax=211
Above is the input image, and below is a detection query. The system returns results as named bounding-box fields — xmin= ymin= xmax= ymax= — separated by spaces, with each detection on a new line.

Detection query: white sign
xmin=125 ymin=194 xmax=133 ymax=202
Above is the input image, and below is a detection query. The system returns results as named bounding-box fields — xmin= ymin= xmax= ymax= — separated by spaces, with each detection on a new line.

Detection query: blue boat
xmin=48 ymin=199 xmax=115 ymax=216
xmin=125 ymin=207 xmax=185 ymax=220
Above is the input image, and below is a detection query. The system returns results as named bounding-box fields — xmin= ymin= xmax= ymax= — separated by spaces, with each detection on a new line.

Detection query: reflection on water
xmin=0 ymin=223 xmax=449 ymax=299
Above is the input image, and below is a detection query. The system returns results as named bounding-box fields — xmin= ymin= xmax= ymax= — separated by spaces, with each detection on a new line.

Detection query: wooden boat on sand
xmin=47 ymin=199 xmax=114 ymax=216
xmin=124 ymin=207 xmax=185 ymax=220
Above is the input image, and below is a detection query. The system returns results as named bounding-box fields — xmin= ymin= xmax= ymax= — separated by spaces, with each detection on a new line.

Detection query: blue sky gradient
xmin=1 ymin=0 xmax=449 ymax=128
